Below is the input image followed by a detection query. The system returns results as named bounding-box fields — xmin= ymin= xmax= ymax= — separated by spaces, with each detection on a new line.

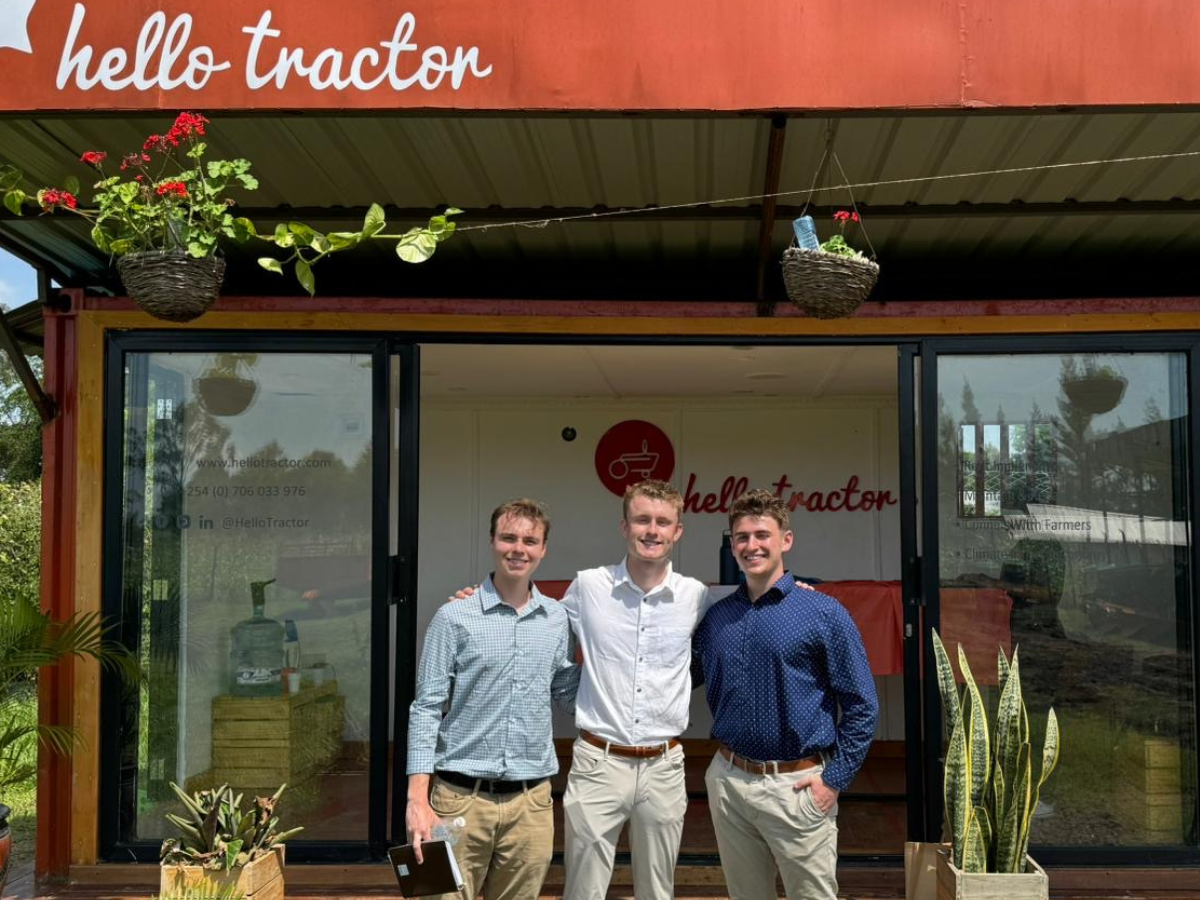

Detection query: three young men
xmin=407 ymin=481 xmax=878 ymax=900
xmin=406 ymin=499 xmax=579 ymax=900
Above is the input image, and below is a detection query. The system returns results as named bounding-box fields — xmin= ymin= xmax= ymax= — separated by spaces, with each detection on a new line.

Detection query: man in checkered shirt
xmin=406 ymin=499 xmax=580 ymax=900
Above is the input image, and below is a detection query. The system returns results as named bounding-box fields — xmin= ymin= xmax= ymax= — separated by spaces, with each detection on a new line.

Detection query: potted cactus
xmin=931 ymin=631 xmax=1060 ymax=900
xmin=160 ymin=782 xmax=302 ymax=900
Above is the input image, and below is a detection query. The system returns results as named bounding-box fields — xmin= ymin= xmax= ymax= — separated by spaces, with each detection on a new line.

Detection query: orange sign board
xmin=0 ymin=0 xmax=1197 ymax=111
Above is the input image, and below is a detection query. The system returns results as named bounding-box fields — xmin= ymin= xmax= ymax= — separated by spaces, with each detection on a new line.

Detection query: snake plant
xmin=932 ymin=630 xmax=1060 ymax=874
xmin=160 ymin=782 xmax=303 ymax=872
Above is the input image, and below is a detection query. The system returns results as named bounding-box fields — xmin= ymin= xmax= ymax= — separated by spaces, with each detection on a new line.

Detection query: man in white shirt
xmin=560 ymin=479 xmax=709 ymax=900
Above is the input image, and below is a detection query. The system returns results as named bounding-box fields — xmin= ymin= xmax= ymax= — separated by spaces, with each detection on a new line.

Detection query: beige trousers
xmin=562 ymin=736 xmax=688 ymax=900
xmin=428 ymin=775 xmax=555 ymax=900
xmin=704 ymin=753 xmax=839 ymax=900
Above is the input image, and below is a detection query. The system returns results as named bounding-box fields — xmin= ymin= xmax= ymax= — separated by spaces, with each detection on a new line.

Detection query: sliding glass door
xmin=916 ymin=339 xmax=1199 ymax=861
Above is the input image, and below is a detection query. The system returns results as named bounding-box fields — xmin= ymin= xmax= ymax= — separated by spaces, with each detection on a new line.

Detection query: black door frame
xmin=100 ymin=331 xmax=394 ymax=862
xmin=98 ymin=329 xmax=1200 ymax=866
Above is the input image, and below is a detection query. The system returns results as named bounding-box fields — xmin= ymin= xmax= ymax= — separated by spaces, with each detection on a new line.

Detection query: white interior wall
xmin=415 ymin=396 xmax=905 ymax=740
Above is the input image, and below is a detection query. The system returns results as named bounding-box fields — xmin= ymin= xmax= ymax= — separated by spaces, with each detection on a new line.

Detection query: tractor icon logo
xmin=608 ymin=440 xmax=660 ymax=481
xmin=594 ymin=420 xmax=675 ymax=496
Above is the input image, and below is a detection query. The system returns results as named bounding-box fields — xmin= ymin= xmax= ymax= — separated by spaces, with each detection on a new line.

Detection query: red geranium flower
xmin=166 ymin=112 xmax=209 ymax=145
xmin=143 ymin=134 xmax=170 ymax=153
xmin=155 ymin=181 xmax=188 ymax=198
xmin=39 ymin=188 xmax=78 ymax=211
xmin=79 ymin=151 xmax=107 ymax=166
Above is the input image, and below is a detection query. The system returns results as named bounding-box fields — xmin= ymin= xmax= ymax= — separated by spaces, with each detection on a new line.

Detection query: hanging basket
xmin=781 ymin=247 xmax=880 ymax=319
xmin=117 ymin=251 xmax=226 ymax=323
xmin=1061 ymin=374 xmax=1127 ymax=415
xmin=194 ymin=375 xmax=258 ymax=416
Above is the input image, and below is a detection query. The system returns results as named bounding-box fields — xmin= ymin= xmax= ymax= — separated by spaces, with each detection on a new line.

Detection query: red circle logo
xmin=594 ymin=420 xmax=676 ymax=497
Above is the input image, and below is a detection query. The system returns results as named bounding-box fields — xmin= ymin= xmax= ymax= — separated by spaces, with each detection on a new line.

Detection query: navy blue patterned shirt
xmin=693 ymin=572 xmax=878 ymax=791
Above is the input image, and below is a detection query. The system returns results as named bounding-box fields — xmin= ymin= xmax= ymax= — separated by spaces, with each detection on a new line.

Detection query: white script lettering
xmin=56 ymin=3 xmax=231 ymax=91
xmin=242 ymin=10 xmax=492 ymax=92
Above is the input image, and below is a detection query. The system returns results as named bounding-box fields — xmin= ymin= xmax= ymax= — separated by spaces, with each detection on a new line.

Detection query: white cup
xmin=287 ymin=671 xmax=301 ymax=694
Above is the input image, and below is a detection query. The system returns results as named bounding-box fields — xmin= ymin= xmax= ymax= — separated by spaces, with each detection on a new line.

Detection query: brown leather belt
xmin=580 ymin=730 xmax=680 ymax=758
xmin=718 ymin=744 xmax=821 ymax=775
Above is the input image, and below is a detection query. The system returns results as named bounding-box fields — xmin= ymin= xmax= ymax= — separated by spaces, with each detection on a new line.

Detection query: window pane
xmin=936 ymin=352 xmax=1197 ymax=848
xmin=117 ymin=352 xmax=375 ymax=843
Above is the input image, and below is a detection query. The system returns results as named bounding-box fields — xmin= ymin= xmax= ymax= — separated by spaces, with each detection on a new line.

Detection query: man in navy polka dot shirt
xmin=693 ymin=488 xmax=878 ymax=900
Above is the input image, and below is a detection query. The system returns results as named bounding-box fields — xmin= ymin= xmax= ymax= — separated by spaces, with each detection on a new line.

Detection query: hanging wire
xmin=831 ymin=152 xmax=878 ymax=261
xmin=459 ymin=148 xmax=1200 ymax=235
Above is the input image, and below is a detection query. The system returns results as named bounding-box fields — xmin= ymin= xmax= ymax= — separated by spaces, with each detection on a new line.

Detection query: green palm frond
xmin=0 ymin=593 xmax=141 ymax=793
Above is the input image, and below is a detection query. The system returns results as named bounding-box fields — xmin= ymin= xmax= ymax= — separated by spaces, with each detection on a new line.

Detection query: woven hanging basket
xmin=117 ymin=251 xmax=226 ymax=323
xmin=781 ymin=247 xmax=880 ymax=319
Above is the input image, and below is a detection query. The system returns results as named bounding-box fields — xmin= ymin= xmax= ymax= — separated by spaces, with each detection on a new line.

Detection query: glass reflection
xmin=936 ymin=353 xmax=1197 ymax=848
xmin=118 ymin=352 xmax=374 ymax=843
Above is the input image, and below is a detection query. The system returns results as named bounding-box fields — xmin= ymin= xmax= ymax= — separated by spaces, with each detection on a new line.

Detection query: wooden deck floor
xmin=7 ymin=863 xmax=1200 ymax=900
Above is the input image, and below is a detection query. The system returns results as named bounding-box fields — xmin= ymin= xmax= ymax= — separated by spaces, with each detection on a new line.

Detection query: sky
xmin=0 ymin=248 xmax=37 ymax=312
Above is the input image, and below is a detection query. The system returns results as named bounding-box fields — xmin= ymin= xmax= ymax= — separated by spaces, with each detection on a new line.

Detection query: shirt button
xmin=637 ymin=688 xmax=642 ymax=693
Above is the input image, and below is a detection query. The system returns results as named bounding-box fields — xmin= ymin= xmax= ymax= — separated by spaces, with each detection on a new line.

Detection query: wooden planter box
xmin=936 ymin=848 xmax=1047 ymax=900
xmin=160 ymin=846 xmax=285 ymax=900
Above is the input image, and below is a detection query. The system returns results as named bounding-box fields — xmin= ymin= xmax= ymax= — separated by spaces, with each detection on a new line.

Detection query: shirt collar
xmin=734 ymin=570 xmax=795 ymax=606
xmin=615 ymin=558 xmax=677 ymax=600
xmin=480 ymin=575 xmax=549 ymax=614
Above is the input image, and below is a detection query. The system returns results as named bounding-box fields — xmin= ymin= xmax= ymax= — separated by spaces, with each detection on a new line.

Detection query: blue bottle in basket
xmin=792 ymin=216 xmax=820 ymax=251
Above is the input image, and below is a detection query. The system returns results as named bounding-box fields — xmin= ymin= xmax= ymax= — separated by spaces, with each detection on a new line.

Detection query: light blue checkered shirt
xmin=407 ymin=577 xmax=580 ymax=779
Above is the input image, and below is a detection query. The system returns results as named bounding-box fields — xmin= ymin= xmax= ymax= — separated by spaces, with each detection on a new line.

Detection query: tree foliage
xmin=0 ymin=349 xmax=42 ymax=483
xmin=0 ymin=480 xmax=39 ymax=606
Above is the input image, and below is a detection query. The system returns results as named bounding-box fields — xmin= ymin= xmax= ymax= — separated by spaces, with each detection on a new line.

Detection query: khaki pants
xmin=705 ymin=754 xmax=839 ymax=900
xmin=428 ymin=776 xmax=555 ymax=900
xmin=563 ymin=737 xmax=687 ymax=900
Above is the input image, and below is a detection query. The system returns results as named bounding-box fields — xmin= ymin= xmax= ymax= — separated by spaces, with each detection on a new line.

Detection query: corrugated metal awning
xmin=2 ymin=110 xmax=1200 ymax=303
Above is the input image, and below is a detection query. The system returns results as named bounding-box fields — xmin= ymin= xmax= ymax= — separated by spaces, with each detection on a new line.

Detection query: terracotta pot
xmin=0 ymin=803 xmax=12 ymax=900
xmin=195 ymin=375 xmax=258 ymax=417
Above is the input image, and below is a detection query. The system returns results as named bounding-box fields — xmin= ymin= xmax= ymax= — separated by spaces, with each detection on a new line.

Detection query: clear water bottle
xmin=430 ymin=816 xmax=466 ymax=846
xmin=229 ymin=578 xmax=283 ymax=697
xmin=792 ymin=215 xmax=821 ymax=251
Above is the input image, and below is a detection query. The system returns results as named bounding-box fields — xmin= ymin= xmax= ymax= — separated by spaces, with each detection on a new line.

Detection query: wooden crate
xmin=208 ymin=681 xmax=344 ymax=795
xmin=935 ymin=849 xmax=1048 ymax=900
xmin=1119 ymin=736 xmax=1185 ymax=843
xmin=160 ymin=846 xmax=284 ymax=900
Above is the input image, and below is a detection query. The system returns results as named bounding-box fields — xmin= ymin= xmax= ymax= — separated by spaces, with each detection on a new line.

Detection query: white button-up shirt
xmin=562 ymin=559 xmax=709 ymax=745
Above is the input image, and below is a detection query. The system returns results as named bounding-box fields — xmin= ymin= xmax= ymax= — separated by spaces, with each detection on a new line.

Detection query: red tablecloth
xmin=811 ymin=581 xmax=906 ymax=676
xmin=815 ymin=581 xmax=1013 ymax=684
xmin=535 ymin=578 xmax=1012 ymax=682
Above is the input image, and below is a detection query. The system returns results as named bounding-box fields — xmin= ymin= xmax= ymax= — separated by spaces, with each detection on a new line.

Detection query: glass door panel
xmin=930 ymin=351 xmax=1197 ymax=849
xmin=111 ymin=349 xmax=379 ymax=849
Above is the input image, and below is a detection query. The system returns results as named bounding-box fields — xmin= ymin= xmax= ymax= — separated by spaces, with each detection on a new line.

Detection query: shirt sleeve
xmin=560 ymin=576 xmax=583 ymax=638
xmin=406 ymin=608 xmax=457 ymax=775
xmin=819 ymin=604 xmax=879 ymax=791
xmin=551 ymin=620 xmax=581 ymax=714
